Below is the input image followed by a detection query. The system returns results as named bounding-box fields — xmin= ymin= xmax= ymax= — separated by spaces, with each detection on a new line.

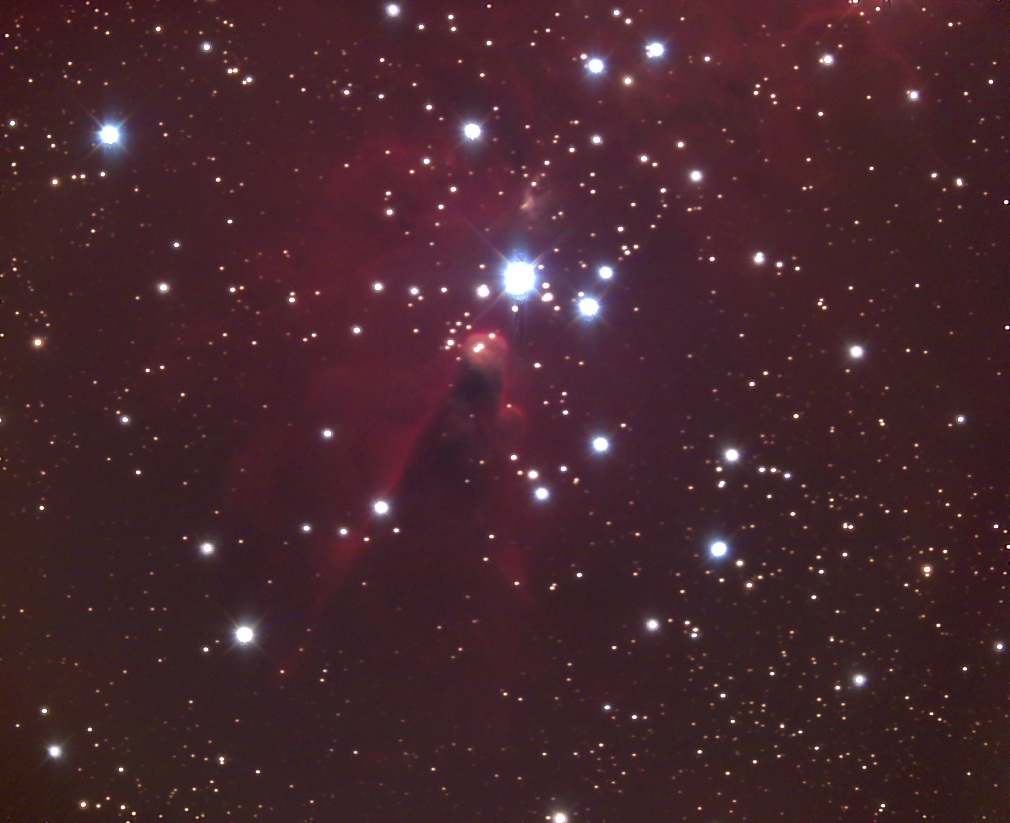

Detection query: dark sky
xmin=2 ymin=1 xmax=1008 ymax=820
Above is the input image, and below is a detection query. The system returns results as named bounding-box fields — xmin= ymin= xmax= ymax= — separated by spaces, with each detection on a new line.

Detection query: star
xmin=99 ymin=125 xmax=120 ymax=145
xmin=503 ymin=260 xmax=536 ymax=297
xmin=235 ymin=626 xmax=255 ymax=644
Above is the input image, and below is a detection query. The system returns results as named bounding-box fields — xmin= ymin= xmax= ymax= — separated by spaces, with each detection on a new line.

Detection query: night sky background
xmin=3 ymin=1 xmax=1009 ymax=820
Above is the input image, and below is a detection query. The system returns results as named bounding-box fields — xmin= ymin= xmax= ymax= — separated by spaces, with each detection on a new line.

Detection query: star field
xmin=2 ymin=1 xmax=1008 ymax=820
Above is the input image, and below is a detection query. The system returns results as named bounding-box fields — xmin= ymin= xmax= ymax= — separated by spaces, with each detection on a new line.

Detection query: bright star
xmin=592 ymin=436 xmax=609 ymax=453
xmin=645 ymin=42 xmax=665 ymax=58
xmin=235 ymin=626 xmax=254 ymax=644
xmin=504 ymin=260 xmax=536 ymax=297
xmin=646 ymin=618 xmax=660 ymax=631
xmin=373 ymin=500 xmax=390 ymax=516
xmin=578 ymin=296 xmax=600 ymax=317
xmin=386 ymin=3 xmax=401 ymax=16
xmin=724 ymin=448 xmax=740 ymax=463
xmin=690 ymin=169 xmax=703 ymax=182
xmin=99 ymin=125 xmax=120 ymax=145
xmin=710 ymin=541 xmax=728 ymax=558
xmin=598 ymin=265 xmax=614 ymax=279
xmin=849 ymin=345 xmax=865 ymax=359
xmin=463 ymin=122 xmax=481 ymax=140
xmin=48 ymin=745 xmax=62 ymax=759
xmin=587 ymin=57 xmax=605 ymax=74
xmin=534 ymin=487 xmax=550 ymax=501
xmin=821 ymin=54 xmax=835 ymax=65
xmin=199 ymin=542 xmax=215 ymax=556
xmin=853 ymin=674 xmax=866 ymax=686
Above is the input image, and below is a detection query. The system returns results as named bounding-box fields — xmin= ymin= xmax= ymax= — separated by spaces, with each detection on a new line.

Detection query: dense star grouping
xmin=1 ymin=1 xmax=1008 ymax=820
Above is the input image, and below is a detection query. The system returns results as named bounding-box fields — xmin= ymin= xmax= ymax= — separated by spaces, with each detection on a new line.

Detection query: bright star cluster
xmin=3 ymin=2 xmax=1002 ymax=820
